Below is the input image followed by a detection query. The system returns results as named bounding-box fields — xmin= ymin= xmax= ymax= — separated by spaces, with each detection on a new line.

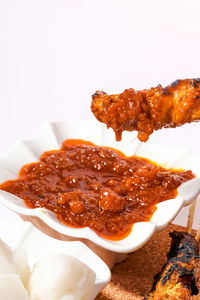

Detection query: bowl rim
xmin=0 ymin=120 xmax=200 ymax=253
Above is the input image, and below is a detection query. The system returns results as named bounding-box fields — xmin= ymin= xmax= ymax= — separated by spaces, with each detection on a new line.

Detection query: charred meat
xmin=146 ymin=231 xmax=200 ymax=300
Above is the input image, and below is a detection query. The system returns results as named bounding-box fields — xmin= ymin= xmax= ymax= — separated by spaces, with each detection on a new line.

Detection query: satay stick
xmin=194 ymin=198 xmax=200 ymax=241
xmin=195 ymin=227 xmax=200 ymax=241
xmin=195 ymin=218 xmax=200 ymax=242
xmin=186 ymin=199 xmax=197 ymax=234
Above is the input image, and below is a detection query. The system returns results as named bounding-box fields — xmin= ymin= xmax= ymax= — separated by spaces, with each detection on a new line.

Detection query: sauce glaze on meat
xmin=91 ymin=79 xmax=200 ymax=142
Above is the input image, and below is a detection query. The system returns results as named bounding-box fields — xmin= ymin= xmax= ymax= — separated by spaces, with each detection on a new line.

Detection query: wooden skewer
xmin=195 ymin=229 xmax=200 ymax=241
xmin=193 ymin=198 xmax=200 ymax=241
xmin=186 ymin=199 xmax=197 ymax=234
xmin=195 ymin=209 xmax=200 ymax=241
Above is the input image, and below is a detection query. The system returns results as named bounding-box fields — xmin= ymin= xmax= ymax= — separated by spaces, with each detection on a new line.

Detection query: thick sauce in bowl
xmin=0 ymin=139 xmax=194 ymax=240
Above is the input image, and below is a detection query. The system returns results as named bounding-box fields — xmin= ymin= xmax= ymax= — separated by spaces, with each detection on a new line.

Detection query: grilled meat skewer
xmin=146 ymin=231 xmax=200 ymax=300
xmin=91 ymin=79 xmax=200 ymax=142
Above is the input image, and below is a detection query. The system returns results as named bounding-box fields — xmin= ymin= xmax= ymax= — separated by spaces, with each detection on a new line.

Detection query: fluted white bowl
xmin=0 ymin=120 xmax=200 ymax=255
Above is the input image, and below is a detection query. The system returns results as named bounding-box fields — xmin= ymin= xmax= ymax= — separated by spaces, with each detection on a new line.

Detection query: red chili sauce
xmin=0 ymin=139 xmax=194 ymax=240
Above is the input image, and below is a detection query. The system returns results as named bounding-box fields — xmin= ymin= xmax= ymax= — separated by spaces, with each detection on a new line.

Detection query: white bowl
xmin=0 ymin=120 xmax=200 ymax=262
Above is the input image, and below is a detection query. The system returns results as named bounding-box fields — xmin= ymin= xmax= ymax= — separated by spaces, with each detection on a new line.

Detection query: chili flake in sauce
xmin=0 ymin=139 xmax=194 ymax=240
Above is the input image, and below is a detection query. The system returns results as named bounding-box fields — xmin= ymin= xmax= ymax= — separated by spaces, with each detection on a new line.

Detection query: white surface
xmin=0 ymin=120 xmax=200 ymax=253
xmin=0 ymin=274 xmax=29 ymax=300
xmin=0 ymin=0 xmax=200 ymax=229
xmin=0 ymin=220 xmax=111 ymax=300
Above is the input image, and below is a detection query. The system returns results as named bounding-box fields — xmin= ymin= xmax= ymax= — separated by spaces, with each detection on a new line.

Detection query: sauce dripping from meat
xmin=91 ymin=79 xmax=200 ymax=142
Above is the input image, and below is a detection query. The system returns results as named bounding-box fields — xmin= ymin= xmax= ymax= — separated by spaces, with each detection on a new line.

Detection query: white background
xmin=0 ymin=0 xmax=200 ymax=228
